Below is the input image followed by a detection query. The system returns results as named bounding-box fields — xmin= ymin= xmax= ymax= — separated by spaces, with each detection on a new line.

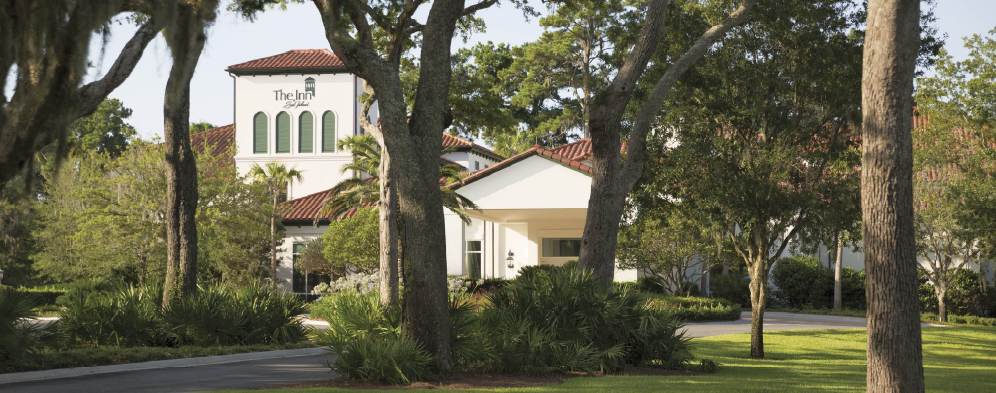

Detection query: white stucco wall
xmin=457 ymin=155 xmax=591 ymax=210
xmin=233 ymin=72 xmax=367 ymax=199
xmin=277 ymin=224 xmax=326 ymax=292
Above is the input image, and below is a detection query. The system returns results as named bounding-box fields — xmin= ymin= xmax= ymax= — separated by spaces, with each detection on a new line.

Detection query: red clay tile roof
xmin=281 ymin=187 xmax=376 ymax=223
xmin=549 ymin=138 xmax=627 ymax=161
xmin=190 ymin=124 xmax=235 ymax=169
xmin=442 ymin=133 xmax=504 ymax=161
xmin=226 ymin=49 xmax=347 ymax=74
xmin=449 ymin=145 xmax=592 ymax=190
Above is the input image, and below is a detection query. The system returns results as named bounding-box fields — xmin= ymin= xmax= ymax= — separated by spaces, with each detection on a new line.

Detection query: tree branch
xmin=623 ymin=0 xmax=759 ymax=188
xmin=78 ymin=20 xmax=161 ymax=118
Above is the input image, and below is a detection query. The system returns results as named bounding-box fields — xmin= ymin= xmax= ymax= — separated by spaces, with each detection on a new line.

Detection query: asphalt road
xmin=0 ymin=353 xmax=334 ymax=393
xmin=2 ymin=312 xmax=888 ymax=393
xmin=680 ymin=311 xmax=871 ymax=338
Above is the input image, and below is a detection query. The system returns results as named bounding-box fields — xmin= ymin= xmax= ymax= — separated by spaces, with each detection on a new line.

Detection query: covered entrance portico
xmin=443 ymin=146 xmax=637 ymax=281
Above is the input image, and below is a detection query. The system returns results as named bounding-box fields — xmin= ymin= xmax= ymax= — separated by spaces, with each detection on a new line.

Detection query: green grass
xmin=771 ymin=307 xmax=996 ymax=327
xmin=216 ymin=326 xmax=996 ymax=393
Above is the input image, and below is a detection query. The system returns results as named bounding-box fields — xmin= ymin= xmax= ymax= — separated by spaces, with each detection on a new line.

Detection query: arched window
xmin=298 ymin=112 xmax=314 ymax=153
xmin=275 ymin=111 xmax=290 ymax=153
xmin=322 ymin=111 xmax=337 ymax=153
xmin=253 ymin=112 xmax=267 ymax=154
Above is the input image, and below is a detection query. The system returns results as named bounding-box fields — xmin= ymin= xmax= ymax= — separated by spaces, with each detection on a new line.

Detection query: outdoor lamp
xmin=505 ymin=250 xmax=515 ymax=269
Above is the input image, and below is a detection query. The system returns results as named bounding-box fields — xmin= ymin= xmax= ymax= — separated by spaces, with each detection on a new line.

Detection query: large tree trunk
xmin=834 ymin=236 xmax=844 ymax=311
xmin=379 ymin=146 xmax=400 ymax=306
xmin=577 ymin=146 xmax=628 ymax=288
xmin=162 ymin=1 xmax=217 ymax=306
xmin=748 ymin=258 xmax=768 ymax=358
xmin=861 ymin=1 xmax=924 ymax=391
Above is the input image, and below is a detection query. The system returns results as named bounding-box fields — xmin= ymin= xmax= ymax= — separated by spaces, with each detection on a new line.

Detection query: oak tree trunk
xmin=379 ymin=146 xmax=400 ymax=306
xmin=162 ymin=1 xmax=217 ymax=306
xmin=861 ymin=1 xmax=925 ymax=391
xmin=834 ymin=236 xmax=844 ymax=311
xmin=749 ymin=259 xmax=768 ymax=358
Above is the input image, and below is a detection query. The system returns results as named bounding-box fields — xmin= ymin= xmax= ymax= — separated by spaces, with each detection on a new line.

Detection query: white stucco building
xmin=202 ymin=49 xmax=635 ymax=293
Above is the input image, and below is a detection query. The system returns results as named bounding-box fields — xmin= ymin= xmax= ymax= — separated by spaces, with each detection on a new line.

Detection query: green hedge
xmin=921 ymin=312 xmax=996 ymax=327
xmin=16 ymin=287 xmax=67 ymax=306
xmin=644 ymin=295 xmax=743 ymax=322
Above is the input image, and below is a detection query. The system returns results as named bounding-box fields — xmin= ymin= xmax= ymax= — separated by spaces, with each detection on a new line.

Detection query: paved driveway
xmin=0 ymin=353 xmax=334 ymax=393
xmin=2 ymin=312 xmax=893 ymax=393
xmin=681 ymin=311 xmax=871 ymax=338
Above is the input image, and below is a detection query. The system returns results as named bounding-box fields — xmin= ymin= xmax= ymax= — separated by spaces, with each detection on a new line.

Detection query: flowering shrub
xmin=312 ymin=272 xmax=380 ymax=297
xmin=312 ymin=272 xmax=468 ymax=298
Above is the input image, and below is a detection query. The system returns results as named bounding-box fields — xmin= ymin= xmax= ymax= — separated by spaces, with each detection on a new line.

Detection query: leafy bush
xmin=468 ymin=277 xmax=507 ymax=294
xmin=59 ymin=282 xmax=167 ymax=348
xmin=315 ymin=291 xmax=433 ymax=384
xmin=480 ymin=265 xmax=692 ymax=373
xmin=645 ymin=295 xmax=742 ymax=322
xmin=59 ymin=282 xmax=306 ymax=348
xmin=163 ymin=284 xmax=307 ymax=346
xmin=710 ymin=273 xmax=751 ymax=307
xmin=771 ymin=256 xmax=831 ymax=308
xmin=1 ymin=287 xmax=59 ymax=360
xmin=919 ymin=269 xmax=995 ymax=317
xmin=636 ymin=276 xmax=666 ymax=294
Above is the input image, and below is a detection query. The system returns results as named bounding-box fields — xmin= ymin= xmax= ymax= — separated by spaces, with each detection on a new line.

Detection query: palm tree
xmin=248 ymin=162 xmax=304 ymax=289
xmin=321 ymin=135 xmax=478 ymax=222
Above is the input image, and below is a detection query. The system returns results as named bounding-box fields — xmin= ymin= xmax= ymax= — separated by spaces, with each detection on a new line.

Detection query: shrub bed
xmin=644 ymin=295 xmax=743 ymax=322
xmin=921 ymin=312 xmax=996 ymax=327
xmin=57 ymin=281 xmax=308 ymax=349
xmin=314 ymin=265 xmax=699 ymax=384
xmin=15 ymin=287 xmax=67 ymax=306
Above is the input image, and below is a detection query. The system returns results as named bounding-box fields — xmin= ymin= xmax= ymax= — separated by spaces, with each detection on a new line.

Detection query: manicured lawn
xmin=219 ymin=326 xmax=996 ymax=393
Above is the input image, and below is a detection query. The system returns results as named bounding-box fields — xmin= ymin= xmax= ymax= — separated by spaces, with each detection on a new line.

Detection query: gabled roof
xmin=449 ymin=145 xmax=592 ymax=190
xmin=549 ymin=138 xmax=628 ymax=161
xmin=442 ymin=133 xmax=505 ymax=161
xmin=226 ymin=49 xmax=347 ymax=74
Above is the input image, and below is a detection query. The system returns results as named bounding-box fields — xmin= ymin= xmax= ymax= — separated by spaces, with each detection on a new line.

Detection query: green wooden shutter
xmin=253 ymin=112 xmax=267 ymax=154
xmin=322 ymin=111 xmax=336 ymax=152
xmin=299 ymin=112 xmax=314 ymax=153
xmin=276 ymin=112 xmax=290 ymax=153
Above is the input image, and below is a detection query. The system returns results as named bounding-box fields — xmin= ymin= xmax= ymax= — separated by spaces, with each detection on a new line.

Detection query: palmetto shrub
xmin=480 ymin=266 xmax=692 ymax=373
xmin=1 ymin=287 xmax=60 ymax=360
xmin=315 ymin=291 xmax=433 ymax=384
xmin=163 ymin=284 xmax=307 ymax=346
xmin=59 ymin=282 xmax=167 ymax=348
xmin=59 ymin=280 xmax=307 ymax=348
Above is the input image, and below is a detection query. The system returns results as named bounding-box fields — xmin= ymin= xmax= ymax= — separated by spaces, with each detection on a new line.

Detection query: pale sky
xmin=85 ymin=1 xmax=996 ymax=140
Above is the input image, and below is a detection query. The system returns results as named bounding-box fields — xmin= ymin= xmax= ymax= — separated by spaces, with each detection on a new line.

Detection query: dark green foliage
xmin=636 ymin=276 xmax=667 ymax=294
xmin=919 ymin=269 xmax=996 ymax=317
xmin=771 ymin=257 xmax=831 ymax=308
xmin=163 ymin=284 xmax=307 ymax=346
xmin=314 ymin=292 xmax=432 ymax=384
xmin=58 ymin=281 xmax=306 ymax=349
xmin=480 ymin=265 xmax=692 ymax=373
xmin=468 ymin=277 xmax=507 ymax=295
xmin=644 ymin=295 xmax=743 ymax=322
xmin=1 ymin=287 xmax=60 ymax=360
xmin=710 ymin=273 xmax=751 ymax=307
xmin=59 ymin=282 xmax=167 ymax=348
xmin=921 ymin=313 xmax=996 ymax=327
